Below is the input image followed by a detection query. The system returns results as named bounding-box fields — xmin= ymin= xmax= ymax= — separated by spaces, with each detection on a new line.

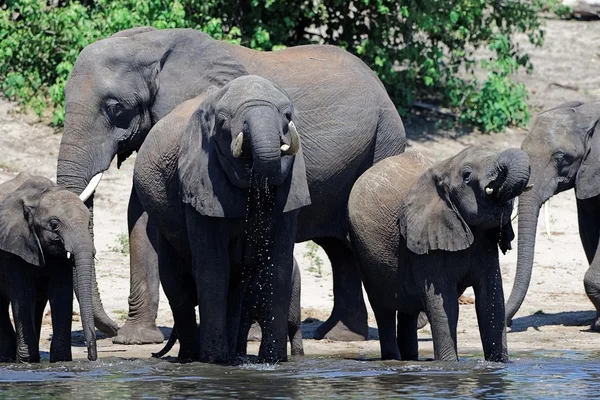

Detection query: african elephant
xmin=0 ymin=173 xmax=96 ymax=362
xmin=57 ymin=27 xmax=406 ymax=345
xmin=133 ymin=76 xmax=310 ymax=363
xmin=348 ymin=147 xmax=531 ymax=362
xmin=505 ymin=101 xmax=600 ymax=331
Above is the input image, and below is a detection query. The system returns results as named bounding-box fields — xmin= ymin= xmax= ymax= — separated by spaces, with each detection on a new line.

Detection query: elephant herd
xmin=0 ymin=26 xmax=599 ymax=364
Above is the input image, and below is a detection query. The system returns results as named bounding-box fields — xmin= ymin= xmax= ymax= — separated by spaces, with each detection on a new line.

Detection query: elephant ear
xmin=399 ymin=168 xmax=474 ymax=255
xmin=275 ymin=139 xmax=311 ymax=213
xmin=178 ymin=90 xmax=248 ymax=218
xmin=0 ymin=177 xmax=52 ymax=267
xmin=576 ymin=121 xmax=600 ymax=200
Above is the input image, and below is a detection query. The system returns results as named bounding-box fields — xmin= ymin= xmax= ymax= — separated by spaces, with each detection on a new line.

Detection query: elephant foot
xmin=591 ymin=316 xmax=600 ymax=332
xmin=247 ymin=322 xmax=262 ymax=342
xmin=416 ymin=312 xmax=429 ymax=330
xmin=112 ymin=321 xmax=165 ymax=345
xmin=314 ymin=320 xmax=367 ymax=341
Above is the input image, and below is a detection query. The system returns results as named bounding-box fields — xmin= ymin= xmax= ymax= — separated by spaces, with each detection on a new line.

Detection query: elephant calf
xmin=135 ymin=75 xmax=310 ymax=363
xmin=348 ymin=147 xmax=531 ymax=362
xmin=0 ymin=173 xmax=96 ymax=362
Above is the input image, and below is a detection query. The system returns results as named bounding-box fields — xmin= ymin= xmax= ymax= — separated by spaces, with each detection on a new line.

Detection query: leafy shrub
xmin=0 ymin=0 xmax=570 ymax=132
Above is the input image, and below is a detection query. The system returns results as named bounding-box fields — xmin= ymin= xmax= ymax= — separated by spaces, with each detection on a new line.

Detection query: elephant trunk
xmin=505 ymin=189 xmax=542 ymax=326
xmin=246 ymin=108 xmax=285 ymax=185
xmin=494 ymin=148 xmax=531 ymax=204
xmin=58 ymin=105 xmax=119 ymax=337
xmin=73 ymin=248 xmax=98 ymax=361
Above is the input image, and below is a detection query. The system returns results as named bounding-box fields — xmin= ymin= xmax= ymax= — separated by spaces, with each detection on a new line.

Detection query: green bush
xmin=0 ymin=0 xmax=570 ymax=132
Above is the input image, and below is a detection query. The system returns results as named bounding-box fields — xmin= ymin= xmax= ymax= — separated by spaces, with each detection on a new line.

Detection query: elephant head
xmin=178 ymin=76 xmax=310 ymax=218
xmin=505 ymin=101 xmax=600 ymax=326
xmin=0 ymin=174 xmax=97 ymax=361
xmin=58 ymin=28 xmax=246 ymax=198
xmin=399 ymin=146 xmax=531 ymax=255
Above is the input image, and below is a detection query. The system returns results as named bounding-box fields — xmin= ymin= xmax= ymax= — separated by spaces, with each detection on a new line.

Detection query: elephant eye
xmin=462 ymin=169 xmax=472 ymax=183
xmin=50 ymin=219 xmax=60 ymax=232
xmin=106 ymin=99 xmax=134 ymax=128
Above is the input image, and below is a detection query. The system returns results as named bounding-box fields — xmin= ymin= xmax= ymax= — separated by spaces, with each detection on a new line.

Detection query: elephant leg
xmin=236 ymin=272 xmax=258 ymax=357
xmin=187 ymin=213 xmax=231 ymax=363
xmin=10 ymin=276 xmax=39 ymax=363
xmin=47 ymin=261 xmax=74 ymax=362
xmin=113 ymin=188 xmax=164 ymax=345
xmin=577 ymin=198 xmax=600 ymax=332
xmin=157 ymin=236 xmax=198 ymax=362
xmin=397 ymin=312 xmax=419 ymax=361
xmin=256 ymin=214 xmax=296 ymax=363
xmin=33 ymin=281 xmax=48 ymax=345
xmin=372 ymin=304 xmax=400 ymax=360
xmin=227 ymin=266 xmax=252 ymax=357
xmin=421 ymin=284 xmax=459 ymax=362
xmin=289 ymin=258 xmax=304 ymax=356
xmin=313 ymin=238 xmax=368 ymax=341
xmin=0 ymin=297 xmax=16 ymax=362
xmin=473 ymin=252 xmax=508 ymax=362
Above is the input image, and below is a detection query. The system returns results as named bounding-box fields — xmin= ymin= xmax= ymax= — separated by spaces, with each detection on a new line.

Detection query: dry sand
xmin=0 ymin=19 xmax=599 ymax=361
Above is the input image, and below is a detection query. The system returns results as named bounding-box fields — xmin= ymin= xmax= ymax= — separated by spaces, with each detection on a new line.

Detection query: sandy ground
xmin=0 ymin=19 xmax=599 ymax=362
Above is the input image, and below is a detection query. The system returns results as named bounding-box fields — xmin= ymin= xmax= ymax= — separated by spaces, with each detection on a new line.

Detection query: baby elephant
xmin=348 ymin=147 xmax=531 ymax=362
xmin=0 ymin=173 xmax=96 ymax=362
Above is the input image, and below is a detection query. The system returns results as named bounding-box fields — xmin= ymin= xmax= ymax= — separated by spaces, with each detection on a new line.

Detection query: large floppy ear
xmin=0 ymin=178 xmax=50 ymax=267
xmin=576 ymin=120 xmax=600 ymax=200
xmin=275 ymin=133 xmax=311 ymax=213
xmin=399 ymin=167 xmax=474 ymax=255
xmin=178 ymin=89 xmax=248 ymax=217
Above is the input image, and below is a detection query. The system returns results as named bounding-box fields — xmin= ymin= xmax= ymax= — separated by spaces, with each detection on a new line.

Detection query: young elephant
xmin=134 ymin=75 xmax=310 ymax=363
xmin=348 ymin=147 xmax=531 ymax=362
xmin=0 ymin=173 xmax=96 ymax=362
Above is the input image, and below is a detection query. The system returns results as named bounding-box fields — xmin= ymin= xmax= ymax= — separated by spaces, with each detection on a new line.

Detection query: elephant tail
xmin=152 ymin=324 xmax=177 ymax=358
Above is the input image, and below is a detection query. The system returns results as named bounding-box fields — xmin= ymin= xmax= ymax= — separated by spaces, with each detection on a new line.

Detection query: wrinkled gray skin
xmin=506 ymin=101 xmax=600 ymax=331
xmin=349 ymin=147 xmax=531 ymax=362
xmin=134 ymin=76 xmax=310 ymax=363
xmin=0 ymin=173 xmax=96 ymax=362
xmin=58 ymin=27 xmax=406 ymax=344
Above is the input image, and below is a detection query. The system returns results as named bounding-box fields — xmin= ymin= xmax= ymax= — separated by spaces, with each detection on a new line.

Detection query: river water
xmin=0 ymin=350 xmax=599 ymax=399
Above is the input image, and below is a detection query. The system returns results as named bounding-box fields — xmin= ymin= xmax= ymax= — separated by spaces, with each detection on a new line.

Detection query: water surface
xmin=1 ymin=351 xmax=599 ymax=399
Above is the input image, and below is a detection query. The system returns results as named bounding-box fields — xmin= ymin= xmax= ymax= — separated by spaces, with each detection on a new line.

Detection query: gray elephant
xmin=348 ymin=147 xmax=531 ymax=362
xmin=134 ymin=76 xmax=309 ymax=363
xmin=57 ymin=27 xmax=406 ymax=345
xmin=505 ymin=101 xmax=600 ymax=331
xmin=0 ymin=173 xmax=96 ymax=362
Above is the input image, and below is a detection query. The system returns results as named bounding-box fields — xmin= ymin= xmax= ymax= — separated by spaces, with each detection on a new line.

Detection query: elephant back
xmin=348 ymin=151 xmax=432 ymax=263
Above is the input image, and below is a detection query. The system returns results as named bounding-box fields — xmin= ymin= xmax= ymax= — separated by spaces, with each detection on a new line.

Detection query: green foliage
xmin=303 ymin=241 xmax=323 ymax=277
xmin=110 ymin=232 xmax=130 ymax=256
xmin=0 ymin=1 xmax=567 ymax=132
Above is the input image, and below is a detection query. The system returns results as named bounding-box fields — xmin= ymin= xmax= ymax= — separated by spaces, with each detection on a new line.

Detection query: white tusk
xmin=67 ymin=252 xmax=71 ymax=260
xmin=79 ymin=172 xmax=103 ymax=202
xmin=232 ymin=131 xmax=243 ymax=158
xmin=280 ymin=144 xmax=290 ymax=152
xmin=511 ymin=197 xmax=519 ymax=221
xmin=485 ymin=187 xmax=494 ymax=195
xmin=282 ymin=121 xmax=300 ymax=155
xmin=543 ymin=199 xmax=552 ymax=240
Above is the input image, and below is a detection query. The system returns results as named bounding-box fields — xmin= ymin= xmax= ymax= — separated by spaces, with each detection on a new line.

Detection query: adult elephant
xmin=58 ymin=27 xmax=406 ymax=344
xmin=349 ymin=148 xmax=531 ymax=362
xmin=505 ymin=101 xmax=600 ymax=330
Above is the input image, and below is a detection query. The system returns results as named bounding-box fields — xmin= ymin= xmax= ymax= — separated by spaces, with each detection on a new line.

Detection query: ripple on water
xmin=0 ymin=352 xmax=599 ymax=398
